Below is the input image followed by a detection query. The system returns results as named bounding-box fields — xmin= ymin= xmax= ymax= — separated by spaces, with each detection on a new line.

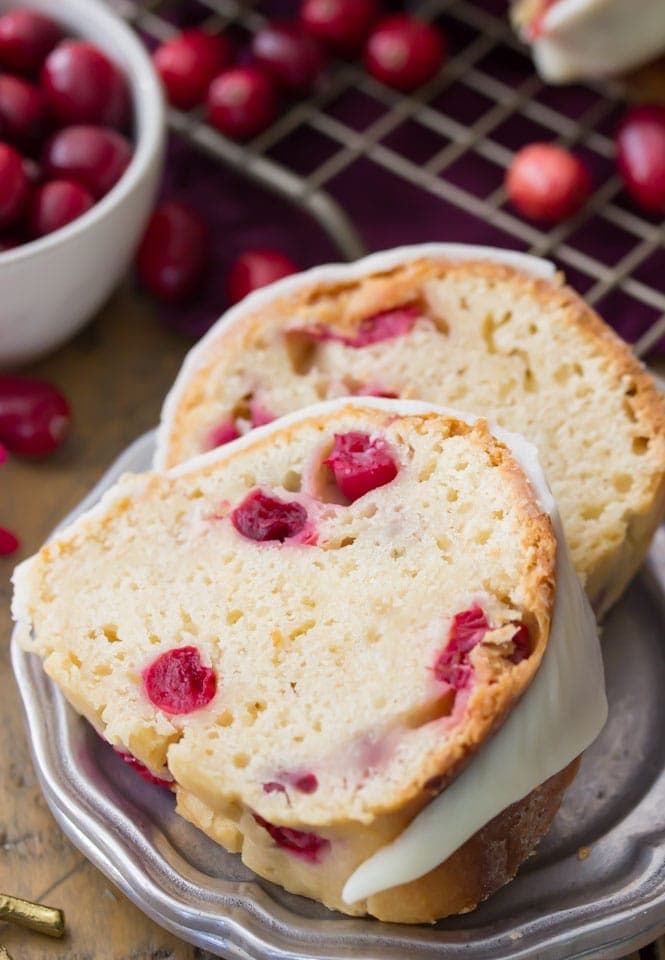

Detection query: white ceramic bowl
xmin=0 ymin=0 xmax=165 ymax=366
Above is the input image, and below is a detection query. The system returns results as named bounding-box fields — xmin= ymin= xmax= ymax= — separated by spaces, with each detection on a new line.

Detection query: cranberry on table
xmin=0 ymin=376 xmax=71 ymax=457
xmin=43 ymin=125 xmax=131 ymax=199
xmin=251 ymin=21 xmax=327 ymax=96
xmin=0 ymin=526 xmax=19 ymax=556
xmin=300 ymin=0 xmax=378 ymax=55
xmin=136 ymin=201 xmax=208 ymax=302
xmin=616 ymin=106 xmax=665 ymax=214
xmin=364 ymin=16 xmax=445 ymax=92
xmin=0 ymin=74 xmax=48 ymax=148
xmin=0 ymin=9 xmax=62 ymax=76
xmin=41 ymin=40 xmax=129 ymax=129
xmin=28 ymin=179 xmax=94 ymax=238
xmin=506 ymin=143 xmax=591 ymax=222
xmin=226 ymin=248 xmax=298 ymax=304
xmin=206 ymin=66 xmax=278 ymax=141
xmin=154 ymin=29 xmax=233 ymax=110
xmin=0 ymin=142 xmax=29 ymax=229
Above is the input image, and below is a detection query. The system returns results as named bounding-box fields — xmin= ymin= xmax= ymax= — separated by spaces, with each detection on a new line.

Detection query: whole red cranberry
xmin=41 ymin=41 xmax=129 ymax=129
xmin=616 ymin=106 xmax=665 ymax=214
xmin=207 ymin=66 xmax=278 ymax=141
xmin=0 ymin=9 xmax=62 ymax=76
xmin=28 ymin=179 xmax=94 ymax=238
xmin=0 ymin=73 xmax=48 ymax=148
xmin=364 ymin=16 xmax=445 ymax=91
xmin=154 ymin=29 xmax=233 ymax=110
xmin=0 ymin=376 xmax=71 ymax=457
xmin=506 ymin=143 xmax=591 ymax=222
xmin=251 ymin=21 xmax=327 ymax=95
xmin=300 ymin=0 xmax=378 ymax=55
xmin=226 ymin=248 xmax=298 ymax=304
xmin=324 ymin=432 xmax=398 ymax=501
xmin=0 ymin=142 xmax=29 ymax=229
xmin=43 ymin=125 xmax=131 ymax=199
xmin=136 ymin=201 xmax=208 ymax=302
xmin=0 ymin=526 xmax=19 ymax=556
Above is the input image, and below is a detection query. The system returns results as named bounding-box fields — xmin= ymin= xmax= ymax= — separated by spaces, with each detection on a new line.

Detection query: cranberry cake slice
xmin=156 ymin=244 xmax=665 ymax=617
xmin=13 ymin=399 xmax=589 ymax=922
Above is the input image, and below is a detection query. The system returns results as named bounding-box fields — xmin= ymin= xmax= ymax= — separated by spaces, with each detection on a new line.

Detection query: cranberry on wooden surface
xmin=0 ymin=73 xmax=48 ymax=148
xmin=231 ymin=489 xmax=308 ymax=542
xmin=506 ymin=143 xmax=591 ymax=222
xmin=0 ymin=9 xmax=62 ymax=76
xmin=154 ymin=29 xmax=233 ymax=110
xmin=226 ymin=248 xmax=298 ymax=304
xmin=41 ymin=41 xmax=129 ymax=129
xmin=143 ymin=646 xmax=217 ymax=714
xmin=616 ymin=106 xmax=665 ymax=214
xmin=0 ymin=142 xmax=29 ymax=229
xmin=251 ymin=21 xmax=327 ymax=95
xmin=324 ymin=432 xmax=398 ymax=502
xmin=43 ymin=125 xmax=131 ymax=199
xmin=206 ymin=66 xmax=278 ymax=141
xmin=28 ymin=179 xmax=94 ymax=237
xmin=0 ymin=375 xmax=71 ymax=456
xmin=136 ymin=201 xmax=207 ymax=302
xmin=0 ymin=526 xmax=19 ymax=555
xmin=364 ymin=16 xmax=445 ymax=92
xmin=300 ymin=0 xmax=378 ymax=55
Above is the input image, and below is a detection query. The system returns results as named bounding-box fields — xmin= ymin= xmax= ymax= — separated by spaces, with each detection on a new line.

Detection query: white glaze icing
xmin=531 ymin=0 xmax=665 ymax=83
xmin=341 ymin=403 xmax=607 ymax=904
xmin=153 ymin=243 xmax=557 ymax=469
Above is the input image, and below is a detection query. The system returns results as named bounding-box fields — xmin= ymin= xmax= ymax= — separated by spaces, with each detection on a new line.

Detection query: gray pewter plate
xmin=11 ymin=430 xmax=665 ymax=960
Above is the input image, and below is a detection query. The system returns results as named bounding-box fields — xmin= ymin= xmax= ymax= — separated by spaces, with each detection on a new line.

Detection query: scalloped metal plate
xmin=11 ymin=430 xmax=665 ymax=960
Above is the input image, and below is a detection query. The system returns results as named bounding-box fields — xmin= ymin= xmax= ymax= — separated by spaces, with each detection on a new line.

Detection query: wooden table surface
xmin=0 ymin=283 xmax=658 ymax=960
xmin=0 ymin=284 xmax=216 ymax=959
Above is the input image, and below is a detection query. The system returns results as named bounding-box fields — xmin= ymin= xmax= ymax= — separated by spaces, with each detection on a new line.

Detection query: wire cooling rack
xmin=113 ymin=0 xmax=665 ymax=360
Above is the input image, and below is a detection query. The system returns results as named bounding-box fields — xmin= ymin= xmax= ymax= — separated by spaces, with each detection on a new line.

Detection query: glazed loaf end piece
xmin=13 ymin=401 xmax=558 ymax=921
xmin=157 ymin=251 xmax=665 ymax=617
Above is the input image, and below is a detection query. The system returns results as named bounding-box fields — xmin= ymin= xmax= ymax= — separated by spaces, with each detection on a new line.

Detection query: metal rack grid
xmin=112 ymin=0 xmax=665 ymax=357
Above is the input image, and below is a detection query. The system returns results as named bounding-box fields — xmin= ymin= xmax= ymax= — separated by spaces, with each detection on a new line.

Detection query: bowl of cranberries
xmin=0 ymin=0 xmax=164 ymax=365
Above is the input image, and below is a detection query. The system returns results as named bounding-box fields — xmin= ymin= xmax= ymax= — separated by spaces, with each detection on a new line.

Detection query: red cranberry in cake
xmin=206 ymin=417 xmax=241 ymax=450
xmin=293 ymin=772 xmax=318 ymax=793
xmin=253 ymin=814 xmax=330 ymax=862
xmin=248 ymin=399 xmax=275 ymax=428
xmin=433 ymin=606 xmax=489 ymax=690
xmin=117 ymin=750 xmax=174 ymax=788
xmin=508 ymin=621 xmax=532 ymax=664
xmin=296 ymin=303 xmax=420 ymax=349
xmin=324 ymin=432 xmax=398 ymax=502
xmin=264 ymin=771 xmax=318 ymax=795
xmin=231 ymin=489 xmax=308 ymax=542
xmin=143 ymin=645 xmax=216 ymax=714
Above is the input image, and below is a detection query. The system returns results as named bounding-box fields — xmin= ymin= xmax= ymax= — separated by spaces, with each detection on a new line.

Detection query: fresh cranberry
xmin=296 ymin=303 xmax=420 ymax=348
xmin=300 ymin=0 xmax=378 ymax=55
xmin=28 ymin=179 xmax=93 ymax=237
xmin=0 ymin=376 xmax=71 ymax=456
xmin=0 ymin=441 xmax=6 ymax=465
xmin=0 ymin=526 xmax=19 ymax=555
xmin=153 ymin=29 xmax=233 ymax=110
xmin=41 ymin=41 xmax=129 ymax=129
xmin=206 ymin=417 xmax=241 ymax=450
xmin=364 ymin=16 xmax=445 ymax=92
xmin=0 ymin=10 xmax=62 ymax=76
xmin=116 ymin=750 xmax=174 ymax=788
xmin=251 ymin=21 xmax=327 ymax=96
xmin=136 ymin=201 xmax=208 ymax=302
xmin=231 ymin=489 xmax=308 ymax=542
xmin=0 ymin=74 xmax=48 ymax=148
xmin=506 ymin=143 xmax=591 ymax=222
xmin=433 ymin=605 xmax=489 ymax=689
xmin=616 ymin=106 xmax=665 ymax=214
xmin=43 ymin=125 xmax=131 ymax=199
xmin=206 ymin=66 xmax=278 ymax=141
xmin=253 ymin=814 xmax=330 ymax=862
xmin=143 ymin=645 xmax=217 ymax=714
xmin=508 ymin=621 xmax=532 ymax=664
xmin=324 ymin=432 xmax=398 ymax=501
xmin=0 ymin=143 xmax=29 ymax=229
xmin=226 ymin=248 xmax=298 ymax=304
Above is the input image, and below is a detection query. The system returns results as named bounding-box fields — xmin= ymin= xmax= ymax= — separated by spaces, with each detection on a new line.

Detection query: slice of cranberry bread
xmin=14 ymin=400 xmax=569 ymax=922
xmin=156 ymin=244 xmax=665 ymax=617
